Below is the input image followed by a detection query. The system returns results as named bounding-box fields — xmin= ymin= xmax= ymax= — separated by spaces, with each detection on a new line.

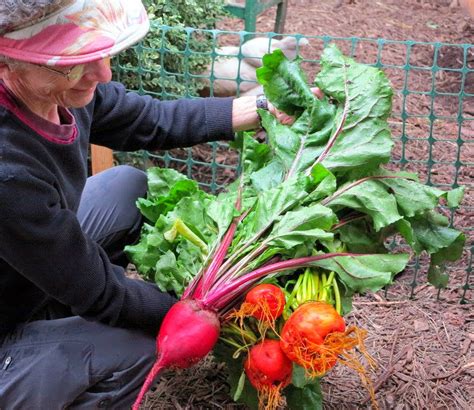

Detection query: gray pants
xmin=0 ymin=166 xmax=156 ymax=410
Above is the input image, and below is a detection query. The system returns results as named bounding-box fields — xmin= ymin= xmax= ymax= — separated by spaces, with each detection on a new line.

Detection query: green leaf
xmin=237 ymin=133 xmax=273 ymax=176
xmin=396 ymin=219 xmax=423 ymax=254
xmin=234 ymin=371 xmax=246 ymax=402
xmin=311 ymin=163 xmax=334 ymax=185
xmin=256 ymin=108 xmax=336 ymax=183
xmin=304 ymin=168 xmax=337 ymax=204
xmin=291 ymin=364 xmax=320 ymax=389
xmin=146 ymin=167 xmax=191 ymax=197
xmin=431 ymin=232 xmax=465 ymax=266
xmin=250 ymin=159 xmax=286 ymax=191
xmin=256 ymin=49 xmax=315 ymax=115
xmin=124 ymin=223 xmax=171 ymax=280
xmin=379 ymin=177 xmax=444 ymax=217
xmin=321 ymin=119 xmax=393 ymax=173
xmin=271 ymin=204 xmax=336 ymax=235
xmin=137 ymin=168 xmax=200 ymax=223
xmin=316 ymin=44 xmax=393 ymax=119
xmin=269 ymin=228 xmax=334 ymax=250
xmin=285 ymin=378 xmax=323 ymax=410
xmin=395 ymin=211 xmax=465 ymax=288
xmin=153 ymin=250 xmax=183 ymax=295
xmin=255 ymin=43 xmax=394 ymax=179
xmin=309 ymin=253 xmax=410 ymax=293
xmin=405 ymin=211 xmax=465 ymax=258
xmin=447 ymin=186 xmax=465 ymax=208
xmin=337 ymin=219 xmax=387 ymax=254
xmin=260 ymin=110 xmax=306 ymax=172
xmin=166 ymin=193 xmax=218 ymax=252
xmin=339 ymin=281 xmax=355 ymax=315
xmin=236 ymin=176 xmax=309 ymax=244
xmin=266 ymin=204 xmax=337 ymax=249
xmin=206 ymin=191 xmax=237 ymax=238
xmin=127 ymin=167 xmax=222 ymax=296
xmin=314 ymin=44 xmax=394 ymax=173
xmin=373 ymin=170 xmax=465 ymax=218
xmin=427 ymin=265 xmax=449 ymax=288
xmin=326 ymin=180 xmax=402 ymax=231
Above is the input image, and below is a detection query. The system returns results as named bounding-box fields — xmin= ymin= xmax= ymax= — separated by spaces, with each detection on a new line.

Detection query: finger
xmin=268 ymin=101 xmax=296 ymax=125
xmin=311 ymin=87 xmax=324 ymax=100
xmin=275 ymin=110 xmax=294 ymax=125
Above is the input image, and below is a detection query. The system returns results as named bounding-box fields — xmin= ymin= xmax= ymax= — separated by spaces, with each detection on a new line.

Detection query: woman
xmin=0 ymin=0 xmax=288 ymax=408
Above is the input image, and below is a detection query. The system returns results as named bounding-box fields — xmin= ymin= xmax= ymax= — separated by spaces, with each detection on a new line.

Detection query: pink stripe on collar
xmin=0 ymin=83 xmax=78 ymax=145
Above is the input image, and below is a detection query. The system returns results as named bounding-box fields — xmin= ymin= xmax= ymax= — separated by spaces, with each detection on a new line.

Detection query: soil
xmin=140 ymin=1 xmax=473 ymax=409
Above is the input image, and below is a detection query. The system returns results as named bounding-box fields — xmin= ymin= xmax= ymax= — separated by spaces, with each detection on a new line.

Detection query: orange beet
xmin=244 ymin=339 xmax=293 ymax=410
xmin=244 ymin=283 xmax=285 ymax=322
xmin=280 ymin=301 xmax=345 ymax=375
xmin=244 ymin=339 xmax=293 ymax=389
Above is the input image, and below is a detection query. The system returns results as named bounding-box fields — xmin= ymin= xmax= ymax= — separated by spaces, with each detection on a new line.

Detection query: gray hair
xmin=0 ymin=0 xmax=74 ymax=34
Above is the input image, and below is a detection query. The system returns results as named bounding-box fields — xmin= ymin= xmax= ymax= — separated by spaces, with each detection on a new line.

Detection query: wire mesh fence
xmin=111 ymin=23 xmax=473 ymax=304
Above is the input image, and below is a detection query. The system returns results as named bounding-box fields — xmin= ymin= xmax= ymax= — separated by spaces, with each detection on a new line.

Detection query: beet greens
xmin=126 ymin=45 xmax=464 ymax=307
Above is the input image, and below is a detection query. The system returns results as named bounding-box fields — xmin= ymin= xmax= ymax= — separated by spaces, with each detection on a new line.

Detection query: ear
xmin=0 ymin=62 xmax=11 ymax=78
xmin=0 ymin=62 xmax=22 ymax=81
xmin=0 ymin=63 xmax=10 ymax=80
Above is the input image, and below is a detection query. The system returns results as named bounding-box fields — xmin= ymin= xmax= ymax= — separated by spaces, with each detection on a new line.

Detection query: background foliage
xmin=114 ymin=0 xmax=227 ymax=98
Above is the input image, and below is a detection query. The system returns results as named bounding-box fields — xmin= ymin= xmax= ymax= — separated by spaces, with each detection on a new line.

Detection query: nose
xmin=82 ymin=57 xmax=112 ymax=83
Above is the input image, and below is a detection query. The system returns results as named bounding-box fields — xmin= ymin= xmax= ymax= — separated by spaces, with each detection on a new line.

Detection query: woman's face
xmin=5 ymin=57 xmax=112 ymax=109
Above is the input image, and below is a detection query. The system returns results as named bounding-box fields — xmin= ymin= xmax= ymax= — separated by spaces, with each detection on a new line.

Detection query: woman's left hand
xmin=268 ymin=87 xmax=324 ymax=125
xmin=232 ymin=87 xmax=323 ymax=132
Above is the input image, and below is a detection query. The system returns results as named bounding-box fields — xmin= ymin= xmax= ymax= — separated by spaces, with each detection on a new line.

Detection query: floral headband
xmin=0 ymin=0 xmax=149 ymax=66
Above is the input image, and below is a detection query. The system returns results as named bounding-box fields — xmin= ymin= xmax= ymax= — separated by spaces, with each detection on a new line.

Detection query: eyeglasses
xmin=35 ymin=64 xmax=85 ymax=81
xmin=34 ymin=58 xmax=111 ymax=81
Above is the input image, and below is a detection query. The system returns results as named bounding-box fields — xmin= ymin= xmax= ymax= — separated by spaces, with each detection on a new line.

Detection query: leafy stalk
xmin=212 ymin=241 xmax=268 ymax=291
xmin=287 ymin=131 xmax=310 ymax=180
xmin=184 ymin=218 xmax=237 ymax=299
xmin=331 ymin=214 xmax=366 ymax=230
xmin=183 ymin=178 xmax=245 ymax=299
xmin=319 ymin=271 xmax=328 ymax=300
xmin=215 ymin=188 xmax=305 ymax=278
xmin=205 ymin=252 xmax=355 ymax=309
xmin=219 ymin=322 xmax=258 ymax=357
xmin=333 ymin=277 xmax=342 ymax=314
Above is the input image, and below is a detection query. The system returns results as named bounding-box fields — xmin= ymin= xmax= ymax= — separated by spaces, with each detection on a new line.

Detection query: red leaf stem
xmin=204 ymin=252 xmax=361 ymax=309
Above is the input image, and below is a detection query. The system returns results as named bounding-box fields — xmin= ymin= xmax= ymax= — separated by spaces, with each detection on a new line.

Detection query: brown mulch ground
xmin=141 ymin=1 xmax=473 ymax=409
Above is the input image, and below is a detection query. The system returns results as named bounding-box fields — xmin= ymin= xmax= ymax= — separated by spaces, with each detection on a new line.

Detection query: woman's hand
xmin=268 ymin=87 xmax=324 ymax=125
xmin=231 ymin=87 xmax=323 ymax=132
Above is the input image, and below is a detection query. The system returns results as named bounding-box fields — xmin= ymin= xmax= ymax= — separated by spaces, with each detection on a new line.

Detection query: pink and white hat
xmin=0 ymin=0 xmax=149 ymax=66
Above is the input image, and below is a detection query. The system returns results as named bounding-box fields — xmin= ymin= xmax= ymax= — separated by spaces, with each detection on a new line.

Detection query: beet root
xmin=132 ymin=299 xmax=220 ymax=409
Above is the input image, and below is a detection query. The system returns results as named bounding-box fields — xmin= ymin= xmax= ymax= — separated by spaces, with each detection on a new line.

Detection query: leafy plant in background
xmin=115 ymin=0 xmax=227 ymax=98
xmin=125 ymin=45 xmax=465 ymax=409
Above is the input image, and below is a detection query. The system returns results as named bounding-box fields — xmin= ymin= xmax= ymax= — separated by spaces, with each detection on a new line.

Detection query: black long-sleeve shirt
xmin=0 ymin=81 xmax=234 ymax=335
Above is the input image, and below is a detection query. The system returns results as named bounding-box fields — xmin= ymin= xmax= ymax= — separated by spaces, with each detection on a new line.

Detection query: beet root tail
xmin=132 ymin=359 xmax=164 ymax=410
